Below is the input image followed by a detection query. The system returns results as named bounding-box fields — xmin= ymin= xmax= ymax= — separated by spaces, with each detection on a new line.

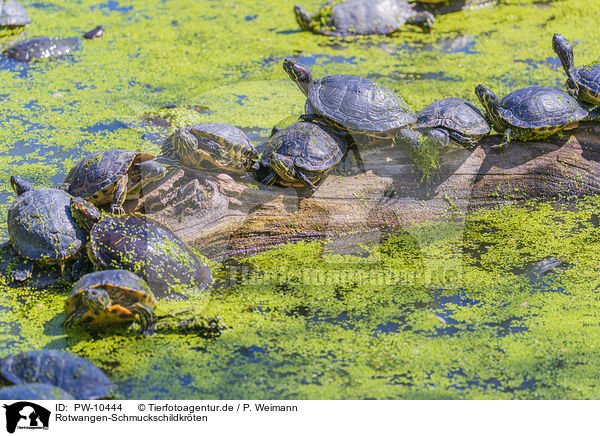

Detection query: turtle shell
xmin=0 ymin=350 xmax=113 ymax=400
xmin=4 ymin=37 xmax=80 ymax=62
xmin=88 ymin=215 xmax=212 ymax=298
xmin=66 ymin=270 xmax=156 ymax=325
xmin=64 ymin=149 xmax=154 ymax=205
xmin=571 ymin=65 xmax=600 ymax=103
xmin=415 ymin=97 xmax=490 ymax=137
xmin=498 ymin=86 xmax=589 ymax=129
xmin=0 ymin=0 xmax=31 ymax=27
xmin=0 ymin=383 xmax=74 ymax=400
xmin=8 ymin=187 xmax=84 ymax=262
xmin=262 ymin=122 xmax=346 ymax=185
xmin=308 ymin=74 xmax=416 ymax=137
xmin=312 ymin=0 xmax=416 ymax=37
xmin=161 ymin=123 xmax=258 ymax=173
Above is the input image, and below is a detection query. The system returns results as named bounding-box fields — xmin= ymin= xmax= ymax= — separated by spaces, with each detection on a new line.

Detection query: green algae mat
xmin=2 ymin=0 xmax=600 ymax=399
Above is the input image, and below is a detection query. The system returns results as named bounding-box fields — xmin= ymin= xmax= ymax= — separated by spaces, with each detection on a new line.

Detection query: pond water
xmin=1 ymin=0 xmax=600 ymax=399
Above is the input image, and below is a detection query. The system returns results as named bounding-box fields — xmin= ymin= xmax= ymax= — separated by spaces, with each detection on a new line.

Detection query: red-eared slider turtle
xmin=475 ymin=85 xmax=590 ymax=149
xmin=254 ymin=121 xmax=347 ymax=190
xmin=0 ymin=0 xmax=31 ymax=36
xmin=283 ymin=58 xmax=422 ymax=148
xmin=84 ymin=25 xmax=105 ymax=39
xmin=0 ymin=383 xmax=74 ymax=400
xmin=553 ymin=33 xmax=600 ymax=106
xmin=63 ymin=148 xmax=166 ymax=214
xmin=415 ymin=97 xmax=490 ymax=149
xmin=7 ymin=176 xmax=85 ymax=281
xmin=63 ymin=269 xmax=158 ymax=335
xmin=158 ymin=123 xmax=258 ymax=175
xmin=294 ymin=0 xmax=434 ymax=37
xmin=70 ymin=197 xmax=212 ymax=299
xmin=0 ymin=350 xmax=113 ymax=400
xmin=4 ymin=37 xmax=80 ymax=62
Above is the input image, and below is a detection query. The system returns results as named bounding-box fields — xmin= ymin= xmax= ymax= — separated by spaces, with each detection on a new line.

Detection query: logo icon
xmin=3 ymin=402 xmax=50 ymax=434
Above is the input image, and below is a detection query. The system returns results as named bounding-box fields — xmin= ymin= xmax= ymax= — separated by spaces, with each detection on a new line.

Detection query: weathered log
xmin=130 ymin=123 xmax=600 ymax=259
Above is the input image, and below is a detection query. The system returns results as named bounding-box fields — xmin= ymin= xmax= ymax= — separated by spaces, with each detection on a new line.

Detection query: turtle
xmin=7 ymin=176 xmax=86 ymax=281
xmin=63 ymin=148 xmax=167 ymax=214
xmin=475 ymin=85 xmax=590 ymax=149
xmin=4 ymin=37 xmax=80 ymax=62
xmin=0 ymin=350 xmax=113 ymax=400
xmin=70 ymin=196 xmax=213 ymax=299
xmin=294 ymin=0 xmax=434 ymax=37
xmin=0 ymin=383 xmax=74 ymax=400
xmin=0 ymin=0 xmax=31 ymax=36
xmin=283 ymin=58 xmax=423 ymax=149
xmin=254 ymin=121 xmax=348 ymax=190
xmin=63 ymin=269 xmax=158 ymax=335
xmin=414 ymin=97 xmax=491 ymax=149
xmin=158 ymin=123 xmax=259 ymax=175
xmin=552 ymin=33 xmax=600 ymax=106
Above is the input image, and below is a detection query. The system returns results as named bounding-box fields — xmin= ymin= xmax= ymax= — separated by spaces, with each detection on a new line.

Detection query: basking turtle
xmin=0 ymin=0 xmax=31 ymax=36
xmin=159 ymin=123 xmax=258 ymax=175
xmin=283 ymin=58 xmax=422 ymax=148
xmin=0 ymin=350 xmax=113 ymax=400
xmin=63 ymin=148 xmax=166 ymax=214
xmin=4 ymin=37 xmax=80 ymax=62
xmin=553 ymin=33 xmax=600 ymax=106
xmin=70 ymin=196 xmax=212 ymax=299
xmin=63 ymin=269 xmax=158 ymax=335
xmin=255 ymin=121 xmax=347 ymax=190
xmin=0 ymin=383 xmax=74 ymax=400
xmin=475 ymin=85 xmax=589 ymax=149
xmin=7 ymin=176 xmax=85 ymax=281
xmin=415 ymin=97 xmax=490 ymax=149
xmin=294 ymin=0 xmax=434 ymax=37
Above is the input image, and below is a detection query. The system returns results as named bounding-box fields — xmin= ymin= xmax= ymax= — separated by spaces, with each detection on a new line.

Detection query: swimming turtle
xmin=7 ymin=176 xmax=85 ymax=281
xmin=415 ymin=97 xmax=490 ymax=149
xmin=158 ymin=123 xmax=258 ymax=175
xmin=255 ymin=121 xmax=347 ymax=190
xmin=63 ymin=149 xmax=166 ymax=214
xmin=84 ymin=25 xmax=105 ymax=39
xmin=0 ymin=350 xmax=113 ymax=400
xmin=70 ymin=196 xmax=212 ymax=299
xmin=475 ymin=85 xmax=589 ymax=149
xmin=283 ymin=58 xmax=422 ymax=148
xmin=0 ymin=0 xmax=31 ymax=36
xmin=4 ymin=37 xmax=80 ymax=62
xmin=63 ymin=269 xmax=158 ymax=335
xmin=294 ymin=0 xmax=434 ymax=37
xmin=0 ymin=383 xmax=74 ymax=400
xmin=553 ymin=33 xmax=600 ymax=106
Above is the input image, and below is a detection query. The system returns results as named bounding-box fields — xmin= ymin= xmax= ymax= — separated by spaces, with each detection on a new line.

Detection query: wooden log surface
xmin=128 ymin=123 xmax=600 ymax=259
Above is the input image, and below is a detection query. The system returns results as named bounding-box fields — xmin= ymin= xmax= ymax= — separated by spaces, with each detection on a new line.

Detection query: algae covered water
xmin=1 ymin=0 xmax=600 ymax=399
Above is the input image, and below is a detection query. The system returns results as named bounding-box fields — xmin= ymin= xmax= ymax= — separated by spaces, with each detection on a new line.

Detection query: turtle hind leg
xmin=110 ymin=175 xmax=128 ymax=215
xmin=407 ymin=11 xmax=435 ymax=32
xmin=294 ymin=167 xmax=317 ymax=191
xmin=131 ymin=303 xmax=158 ymax=336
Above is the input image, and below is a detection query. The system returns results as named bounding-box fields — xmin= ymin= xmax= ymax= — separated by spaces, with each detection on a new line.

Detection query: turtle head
xmin=475 ymin=85 xmax=500 ymax=125
xmin=139 ymin=159 xmax=167 ymax=187
xmin=81 ymin=287 xmax=111 ymax=312
xmin=294 ymin=4 xmax=313 ymax=32
xmin=552 ymin=33 xmax=575 ymax=75
xmin=70 ymin=196 xmax=102 ymax=232
xmin=10 ymin=175 xmax=34 ymax=196
xmin=283 ymin=58 xmax=313 ymax=96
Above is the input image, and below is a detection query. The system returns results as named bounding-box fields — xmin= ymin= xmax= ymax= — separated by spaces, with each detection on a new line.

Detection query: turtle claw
xmin=11 ymin=259 xmax=33 ymax=282
xmin=111 ymin=205 xmax=126 ymax=215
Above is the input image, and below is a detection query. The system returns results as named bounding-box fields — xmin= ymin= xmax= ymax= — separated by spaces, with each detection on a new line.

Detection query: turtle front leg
xmin=491 ymin=128 xmax=513 ymax=151
xmin=11 ymin=257 xmax=34 ymax=281
xmin=406 ymin=11 xmax=435 ymax=32
xmin=111 ymin=175 xmax=128 ymax=214
xmin=131 ymin=303 xmax=158 ymax=336
xmin=62 ymin=308 xmax=88 ymax=329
